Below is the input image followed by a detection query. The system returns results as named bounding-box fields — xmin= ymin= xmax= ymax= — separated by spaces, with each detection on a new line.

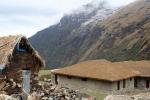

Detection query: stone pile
xmin=0 ymin=94 xmax=16 ymax=100
xmin=0 ymin=78 xmax=95 ymax=100
xmin=31 ymin=79 xmax=94 ymax=100
xmin=0 ymin=78 xmax=22 ymax=94
xmin=0 ymin=74 xmax=40 ymax=94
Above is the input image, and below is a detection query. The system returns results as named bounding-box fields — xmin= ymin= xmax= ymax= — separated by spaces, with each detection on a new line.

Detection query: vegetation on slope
xmin=30 ymin=0 xmax=150 ymax=69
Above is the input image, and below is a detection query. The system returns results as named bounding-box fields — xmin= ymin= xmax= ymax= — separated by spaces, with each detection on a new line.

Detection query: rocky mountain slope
xmin=81 ymin=0 xmax=150 ymax=61
xmin=29 ymin=1 xmax=114 ymax=68
xmin=30 ymin=0 xmax=150 ymax=69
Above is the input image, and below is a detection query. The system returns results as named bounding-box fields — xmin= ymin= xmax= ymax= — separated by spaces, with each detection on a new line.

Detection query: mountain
xmin=84 ymin=0 xmax=150 ymax=61
xmin=29 ymin=1 xmax=114 ymax=68
xmin=29 ymin=0 xmax=150 ymax=69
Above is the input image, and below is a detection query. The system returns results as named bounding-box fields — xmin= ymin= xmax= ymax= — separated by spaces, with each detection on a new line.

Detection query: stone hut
xmin=0 ymin=35 xmax=44 ymax=94
xmin=52 ymin=60 xmax=150 ymax=92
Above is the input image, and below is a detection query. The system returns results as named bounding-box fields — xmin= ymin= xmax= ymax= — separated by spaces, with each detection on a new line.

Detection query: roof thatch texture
xmin=53 ymin=60 xmax=140 ymax=82
xmin=115 ymin=61 xmax=150 ymax=77
xmin=0 ymin=35 xmax=45 ymax=69
xmin=0 ymin=36 xmax=18 ymax=64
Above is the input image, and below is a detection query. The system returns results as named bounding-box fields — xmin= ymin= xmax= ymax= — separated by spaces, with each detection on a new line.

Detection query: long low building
xmin=51 ymin=60 xmax=150 ymax=92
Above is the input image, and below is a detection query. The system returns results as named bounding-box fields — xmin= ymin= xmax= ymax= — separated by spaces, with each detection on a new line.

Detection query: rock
xmin=9 ymin=78 xmax=14 ymax=82
xmin=75 ymin=98 xmax=80 ymax=100
xmin=11 ymin=82 xmax=17 ymax=89
xmin=0 ymin=91 xmax=6 ymax=94
xmin=33 ymin=76 xmax=39 ymax=81
xmin=43 ymin=78 xmax=47 ymax=82
xmin=40 ymin=92 xmax=45 ymax=97
xmin=81 ymin=97 xmax=88 ymax=100
xmin=27 ymin=92 xmax=40 ymax=100
xmin=48 ymin=97 xmax=53 ymax=100
xmin=17 ymin=84 xmax=22 ymax=88
xmin=47 ymin=79 xmax=51 ymax=82
xmin=104 ymin=95 xmax=134 ymax=100
xmin=0 ymin=94 xmax=16 ymax=100
xmin=133 ymin=96 xmax=150 ymax=100
xmin=11 ymin=94 xmax=24 ymax=100
xmin=0 ymin=81 xmax=6 ymax=90
xmin=65 ymin=96 xmax=70 ymax=100
xmin=41 ymin=97 xmax=48 ymax=100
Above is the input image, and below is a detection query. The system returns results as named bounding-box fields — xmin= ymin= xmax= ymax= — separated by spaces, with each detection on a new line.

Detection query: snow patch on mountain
xmin=82 ymin=8 xmax=114 ymax=26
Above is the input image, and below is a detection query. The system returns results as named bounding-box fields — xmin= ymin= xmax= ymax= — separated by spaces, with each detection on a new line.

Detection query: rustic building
xmin=0 ymin=35 xmax=44 ymax=94
xmin=116 ymin=61 xmax=150 ymax=89
xmin=52 ymin=60 xmax=150 ymax=92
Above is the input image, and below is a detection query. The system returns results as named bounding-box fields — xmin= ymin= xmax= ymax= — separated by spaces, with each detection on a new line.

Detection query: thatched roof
xmin=53 ymin=60 xmax=140 ymax=82
xmin=115 ymin=61 xmax=150 ymax=77
xmin=0 ymin=35 xmax=45 ymax=68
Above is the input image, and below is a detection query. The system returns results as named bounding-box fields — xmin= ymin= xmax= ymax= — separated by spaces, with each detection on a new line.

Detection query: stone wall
xmin=111 ymin=78 xmax=134 ymax=91
xmin=52 ymin=74 xmax=135 ymax=92
xmin=57 ymin=75 xmax=112 ymax=91
xmin=136 ymin=77 xmax=150 ymax=89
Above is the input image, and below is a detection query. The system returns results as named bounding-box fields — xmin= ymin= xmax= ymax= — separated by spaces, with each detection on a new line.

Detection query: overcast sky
xmin=0 ymin=0 xmax=136 ymax=37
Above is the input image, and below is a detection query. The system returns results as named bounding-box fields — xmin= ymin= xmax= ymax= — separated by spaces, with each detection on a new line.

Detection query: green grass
xmin=81 ymin=89 xmax=108 ymax=100
xmin=38 ymin=70 xmax=51 ymax=81
xmin=39 ymin=70 xmax=51 ymax=76
xmin=88 ymin=91 xmax=107 ymax=100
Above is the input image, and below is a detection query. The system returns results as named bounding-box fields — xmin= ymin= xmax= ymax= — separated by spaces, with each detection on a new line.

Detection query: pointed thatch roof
xmin=0 ymin=35 xmax=45 ymax=69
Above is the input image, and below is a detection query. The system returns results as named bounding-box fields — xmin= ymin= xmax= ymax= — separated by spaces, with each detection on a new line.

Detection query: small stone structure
xmin=0 ymin=35 xmax=45 ymax=94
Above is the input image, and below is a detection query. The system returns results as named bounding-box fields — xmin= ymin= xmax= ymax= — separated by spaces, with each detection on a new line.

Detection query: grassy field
xmin=39 ymin=70 xmax=51 ymax=76
xmin=87 ymin=91 xmax=107 ymax=100
xmin=81 ymin=89 xmax=107 ymax=100
xmin=39 ymin=70 xmax=51 ymax=81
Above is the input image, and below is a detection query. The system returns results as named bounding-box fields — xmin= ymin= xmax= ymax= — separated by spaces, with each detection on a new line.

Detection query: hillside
xmin=29 ymin=1 xmax=114 ymax=68
xmin=81 ymin=0 xmax=150 ymax=61
xmin=30 ymin=0 xmax=150 ymax=69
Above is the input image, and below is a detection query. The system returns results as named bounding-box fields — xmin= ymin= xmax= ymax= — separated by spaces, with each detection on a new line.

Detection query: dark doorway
xmin=134 ymin=78 xmax=137 ymax=88
xmin=55 ymin=75 xmax=58 ymax=84
xmin=123 ymin=80 xmax=126 ymax=88
xmin=117 ymin=81 xmax=120 ymax=90
xmin=146 ymin=80 xmax=149 ymax=88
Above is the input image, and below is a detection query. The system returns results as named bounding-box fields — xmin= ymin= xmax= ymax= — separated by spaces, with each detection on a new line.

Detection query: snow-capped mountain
xmin=29 ymin=0 xmax=115 ymax=68
xmin=29 ymin=0 xmax=150 ymax=69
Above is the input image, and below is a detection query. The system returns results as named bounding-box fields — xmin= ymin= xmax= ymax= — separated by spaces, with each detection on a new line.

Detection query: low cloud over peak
xmin=0 ymin=0 xmax=136 ymax=37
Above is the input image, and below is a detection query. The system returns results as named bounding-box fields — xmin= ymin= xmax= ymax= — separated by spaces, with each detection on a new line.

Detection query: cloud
xmin=0 ymin=0 xmax=137 ymax=37
xmin=0 ymin=0 xmax=92 ymax=37
xmin=106 ymin=0 xmax=136 ymax=7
